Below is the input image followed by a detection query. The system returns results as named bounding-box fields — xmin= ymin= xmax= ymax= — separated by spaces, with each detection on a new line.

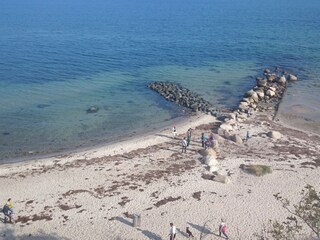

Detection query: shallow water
xmin=0 ymin=0 xmax=320 ymax=162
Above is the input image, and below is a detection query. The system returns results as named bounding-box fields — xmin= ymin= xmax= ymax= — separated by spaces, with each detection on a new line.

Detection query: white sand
xmin=0 ymin=112 xmax=319 ymax=240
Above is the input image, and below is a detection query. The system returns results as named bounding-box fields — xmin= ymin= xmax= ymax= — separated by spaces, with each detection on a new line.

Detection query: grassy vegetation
xmin=241 ymin=164 xmax=272 ymax=176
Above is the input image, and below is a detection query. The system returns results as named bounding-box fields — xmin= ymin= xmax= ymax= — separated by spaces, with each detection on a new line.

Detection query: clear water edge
xmin=1 ymin=0 xmax=320 ymax=163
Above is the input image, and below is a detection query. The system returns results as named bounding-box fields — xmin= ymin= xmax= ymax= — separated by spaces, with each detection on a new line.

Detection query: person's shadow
xmin=116 ymin=216 xmax=162 ymax=239
xmin=140 ymin=230 xmax=162 ymax=240
xmin=187 ymin=222 xmax=213 ymax=235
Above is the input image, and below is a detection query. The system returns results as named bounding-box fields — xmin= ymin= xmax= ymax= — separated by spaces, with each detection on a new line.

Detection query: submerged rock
xmin=288 ymin=74 xmax=298 ymax=81
xmin=87 ymin=106 xmax=99 ymax=113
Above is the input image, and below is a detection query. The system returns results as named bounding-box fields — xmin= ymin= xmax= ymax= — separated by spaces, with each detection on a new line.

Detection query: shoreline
xmin=0 ymin=113 xmax=215 ymax=175
xmin=1 ymin=69 xmax=320 ymax=239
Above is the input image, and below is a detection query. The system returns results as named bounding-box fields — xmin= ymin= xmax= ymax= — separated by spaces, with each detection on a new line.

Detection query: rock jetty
xmin=216 ymin=67 xmax=298 ymax=140
xmin=238 ymin=68 xmax=298 ymax=114
xmin=148 ymin=82 xmax=217 ymax=114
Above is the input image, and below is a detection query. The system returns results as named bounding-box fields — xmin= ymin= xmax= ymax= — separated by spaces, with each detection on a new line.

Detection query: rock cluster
xmin=215 ymin=67 xmax=297 ymax=142
xmin=148 ymin=82 xmax=217 ymax=114
xmin=200 ymin=148 xmax=230 ymax=183
xmin=238 ymin=68 xmax=298 ymax=113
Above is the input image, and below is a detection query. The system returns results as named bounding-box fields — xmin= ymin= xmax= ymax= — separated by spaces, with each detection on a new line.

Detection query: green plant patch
xmin=240 ymin=164 xmax=272 ymax=176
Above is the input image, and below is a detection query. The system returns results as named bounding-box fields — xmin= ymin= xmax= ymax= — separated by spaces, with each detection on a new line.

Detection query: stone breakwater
xmin=148 ymin=82 xmax=217 ymax=114
xmin=238 ymin=68 xmax=297 ymax=114
xmin=147 ymin=68 xmax=297 ymax=118
xmin=218 ymin=67 xmax=298 ymax=143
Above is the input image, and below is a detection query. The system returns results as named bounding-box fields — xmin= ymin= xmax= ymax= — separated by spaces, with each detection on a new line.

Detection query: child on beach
xmin=172 ymin=126 xmax=177 ymax=138
xmin=219 ymin=219 xmax=229 ymax=239
xmin=3 ymin=198 xmax=14 ymax=223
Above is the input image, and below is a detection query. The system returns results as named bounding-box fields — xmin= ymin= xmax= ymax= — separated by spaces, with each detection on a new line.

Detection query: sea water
xmin=0 ymin=0 xmax=319 ymax=162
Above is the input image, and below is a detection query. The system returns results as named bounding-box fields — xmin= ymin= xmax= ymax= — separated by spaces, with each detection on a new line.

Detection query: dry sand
xmin=0 ymin=111 xmax=320 ymax=240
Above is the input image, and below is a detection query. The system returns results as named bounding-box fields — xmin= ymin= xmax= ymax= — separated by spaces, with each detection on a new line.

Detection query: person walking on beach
xmin=245 ymin=130 xmax=252 ymax=142
xmin=172 ymin=126 xmax=177 ymax=138
xmin=187 ymin=134 xmax=191 ymax=147
xmin=169 ymin=223 xmax=176 ymax=240
xmin=187 ymin=128 xmax=192 ymax=146
xmin=182 ymin=137 xmax=187 ymax=153
xmin=201 ymin=132 xmax=206 ymax=148
xmin=205 ymin=134 xmax=213 ymax=149
xmin=219 ymin=219 xmax=229 ymax=239
xmin=3 ymin=198 xmax=14 ymax=223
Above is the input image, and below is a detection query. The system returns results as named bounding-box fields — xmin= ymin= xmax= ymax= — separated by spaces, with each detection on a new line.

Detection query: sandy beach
xmin=1 ymin=104 xmax=320 ymax=240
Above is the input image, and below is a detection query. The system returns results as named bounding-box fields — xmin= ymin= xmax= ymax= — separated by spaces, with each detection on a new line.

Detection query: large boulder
xmin=268 ymin=87 xmax=276 ymax=92
xmin=220 ymin=124 xmax=233 ymax=132
xmin=213 ymin=173 xmax=231 ymax=184
xmin=209 ymin=165 xmax=219 ymax=173
xmin=267 ymin=131 xmax=282 ymax=139
xmin=256 ymin=78 xmax=267 ymax=87
xmin=278 ymin=76 xmax=286 ymax=85
xmin=229 ymin=113 xmax=236 ymax=120
xmin=245 ymin=89 xmax=256 ymax=98
xmin=241 ymin=98 xmax=250 ymax=104
xmin=267 ymin=74 xmax=277 ymax=82
xmin=256 ymin=90 xmax=265 ymax=99
xmin=251 ymin=92 xmax=259 ymax=103
xmin=266 ymin=89 xmax=275 ymax=97
xmin=288 ymin=74 xmax=298 ymax=81
xmin=206 ymin=148 xmax=217 ymax=158
xmin=230 ymin=134 xmax=243 ymax=144
xmin=204 ymin=156 xmax=218 ymax=166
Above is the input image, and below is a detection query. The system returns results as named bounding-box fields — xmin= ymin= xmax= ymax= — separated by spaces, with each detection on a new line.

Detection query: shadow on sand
xmin=0 ymin=228 xmax=70 ymax=240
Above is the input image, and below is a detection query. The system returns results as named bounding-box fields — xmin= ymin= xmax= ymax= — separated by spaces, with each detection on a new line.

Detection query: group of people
xmin=169 ymin=219 xmax=229 ymax=239
xmin=173 ymin=126 xmax=216 ymax=153
xmin=2 ymin=198 xmax=14 ymax=223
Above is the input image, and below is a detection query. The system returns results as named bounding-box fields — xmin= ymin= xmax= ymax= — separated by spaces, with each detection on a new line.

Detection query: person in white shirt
xmin=172 ymin=126 xmax=177 ymax=138
xmin=169 ymin=222 xmax=176 ymax=240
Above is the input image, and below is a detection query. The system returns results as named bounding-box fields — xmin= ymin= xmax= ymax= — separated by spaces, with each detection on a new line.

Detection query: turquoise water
xmin=0 ymin=0 xmax=320 ymax=162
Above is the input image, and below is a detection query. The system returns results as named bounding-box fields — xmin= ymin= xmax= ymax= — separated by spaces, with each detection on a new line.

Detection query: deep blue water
xmin=0 ymin=0 xmax=320 ymax=162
